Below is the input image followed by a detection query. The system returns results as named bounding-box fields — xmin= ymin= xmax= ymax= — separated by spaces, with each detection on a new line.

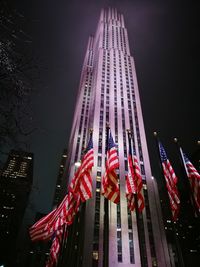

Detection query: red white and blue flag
xmin=181 ymin=150 xmax=200 ymax=212
xmin=69 ymin=132 xmax=94 ymax=202
xmin=126 ymin=135 xmax=145 ymax=213
xmin=159 ymin=142 xmax=180 ymax=221
xmin=29 ymin=132 xmax=94 ymax=242
xmin=102 ymin=129 xmax=120 ymax=204
xmin=29 ymin=209 xmax=57 ymax=242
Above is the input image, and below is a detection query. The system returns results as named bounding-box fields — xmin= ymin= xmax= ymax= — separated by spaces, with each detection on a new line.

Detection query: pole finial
xmin=174 ymin=137 xmax=178 ymax=143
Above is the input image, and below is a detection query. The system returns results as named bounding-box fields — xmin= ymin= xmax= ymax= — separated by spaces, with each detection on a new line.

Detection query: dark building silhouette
xmin=0 ymin=150 xmax=33 ymax=267
xmin=53 ymin=149 xmax=67 ymax=207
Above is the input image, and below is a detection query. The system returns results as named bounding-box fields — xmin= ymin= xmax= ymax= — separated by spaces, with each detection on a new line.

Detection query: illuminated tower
xmin=64 ymin=8 xmax=172 ymax=267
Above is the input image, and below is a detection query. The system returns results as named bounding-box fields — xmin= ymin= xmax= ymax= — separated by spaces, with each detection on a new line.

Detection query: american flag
xmin=29 ymin=132 xmax=93 ymax=241
xmin=126 ymin=136 xmax=144 ymax=213
xmin=182 ymin=151 xmax=200 ymax=212
xmin=44 ymin=133 xmax=94 ymax=234
xmin=102 ymin=130 xmax=120 ymax=204
xmin=29 ymin=209 xmax=57 ymax=242
xmin=69 ymin=132 xmax=94 ymax=202
xmin=45 ymin=227 xmax=65 ymax=267
xmin=159 ymin=142 xmax=180 ymax=221
xmin=44 ymin=192 xmax=80 ymax=235
xmin=29 ymin=193 xmax=79 ymax=242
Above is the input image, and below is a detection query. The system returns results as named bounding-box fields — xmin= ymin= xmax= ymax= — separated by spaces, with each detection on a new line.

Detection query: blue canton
xmin=108 ymin=132 xmax=116 ymax=149
xmin=159 ymin=142 xmax=168 ymax=162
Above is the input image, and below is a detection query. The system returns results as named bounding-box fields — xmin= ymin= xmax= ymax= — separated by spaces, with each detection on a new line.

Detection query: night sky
xmin=13 ymin=0 xmax=200 ymax=214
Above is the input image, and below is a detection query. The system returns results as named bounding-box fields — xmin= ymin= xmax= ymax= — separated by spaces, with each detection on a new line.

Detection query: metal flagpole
xmin=103 ymin=124 xmax=109 ymax=267
xmin=57 ymin=223 xmax=67 ymax=267
xmin=153 ymin=132 xmax=185 ymax=267
xmin=76 ymin=129 xmax=93 ymax=267
xmin=174 ymin=138 xmax=200 ymax=218
xmin=127 ymin=130 xmax=145 ymax=267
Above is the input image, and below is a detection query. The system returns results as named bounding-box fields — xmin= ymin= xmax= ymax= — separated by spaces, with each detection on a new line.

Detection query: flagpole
xmin=174 ymin=138 xmax=200 ymax=218
xmin=103 ymin=124 xmax=109 ymax=267
xmin=58 ymin=137 xmax=88 ymax=267
xmin=76 ymin=129 xmax=93 ymax=266
xmin=57 ymin=224 xmax=67 ymax=267
xmin=127 ymin=130 xmax=145 ymax=267
xmin=153 ymin=132 xmax=185 ymax=267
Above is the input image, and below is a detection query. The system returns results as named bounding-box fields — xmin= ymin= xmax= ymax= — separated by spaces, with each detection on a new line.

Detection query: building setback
xmin=63 ymin=8 xmax=172 ymax=267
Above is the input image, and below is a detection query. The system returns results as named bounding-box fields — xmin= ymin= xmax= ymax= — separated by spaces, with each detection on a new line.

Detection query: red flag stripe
xmin=30 ymin=209 xmax=57 ymax=230
xmin=79 ymin=171 xmax=93 ymax=201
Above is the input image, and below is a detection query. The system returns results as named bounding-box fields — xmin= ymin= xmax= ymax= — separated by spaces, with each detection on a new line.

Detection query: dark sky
xmin=13 ymin=0 xmax=200 ymax=214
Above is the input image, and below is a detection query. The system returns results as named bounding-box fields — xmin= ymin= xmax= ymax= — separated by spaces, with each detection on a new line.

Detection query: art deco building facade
xmin=64 ymin=8 xmax=172 ymax=267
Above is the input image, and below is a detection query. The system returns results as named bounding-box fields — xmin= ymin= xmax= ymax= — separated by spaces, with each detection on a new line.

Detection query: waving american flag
xmin=126 ymin=133 xmax=144 ymax=213
xmin=159 ymin=142 xmax=180 ymax=221
xmin=102 ymin=129 xmax=120 ymax=204
xmin=182 ymin=151 xmax=200 ymax=212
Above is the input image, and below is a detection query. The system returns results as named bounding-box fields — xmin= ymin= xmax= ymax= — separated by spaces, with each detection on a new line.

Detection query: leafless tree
xmin=0 ymin=1 xmax=38 ymax=164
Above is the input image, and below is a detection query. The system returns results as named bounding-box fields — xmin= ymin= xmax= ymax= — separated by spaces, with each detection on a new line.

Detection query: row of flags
xmin=101 ymin=128 xmax=145 ymax=211
xmin=29 ymin=128 xmax=145 ymax=266
xmin=158 ymin=140 xmax=200 ymax=221
xmin=29 ymin=128 xmax=200 ymax=266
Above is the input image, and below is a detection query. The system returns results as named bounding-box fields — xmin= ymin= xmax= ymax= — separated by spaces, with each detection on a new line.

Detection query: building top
xmin=1 ymin=149 xmax=33 ymax=183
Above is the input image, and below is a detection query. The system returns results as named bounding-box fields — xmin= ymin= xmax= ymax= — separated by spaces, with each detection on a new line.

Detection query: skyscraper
xmin=64 ymin=8 xmax=172 ymax=267
xmin=0 ymin=149 xmax=33 ymax=267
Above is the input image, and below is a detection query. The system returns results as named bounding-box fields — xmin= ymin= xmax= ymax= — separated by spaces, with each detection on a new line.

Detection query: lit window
xmin=92 ymin=251 xmax=98 ymax=260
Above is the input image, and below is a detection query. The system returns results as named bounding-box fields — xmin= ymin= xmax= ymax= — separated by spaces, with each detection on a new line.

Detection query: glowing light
xmin=75 ymin=162 xmax=81 ymax=167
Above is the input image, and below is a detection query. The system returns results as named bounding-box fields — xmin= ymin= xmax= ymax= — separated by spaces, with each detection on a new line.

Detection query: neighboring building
xmin=0 ymin=150 xmax=33 ymax=267
xmin=53 ymin=149 xmax=67 ymax=208
xmin=62 ymin=8 xmax=172 ymax=267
